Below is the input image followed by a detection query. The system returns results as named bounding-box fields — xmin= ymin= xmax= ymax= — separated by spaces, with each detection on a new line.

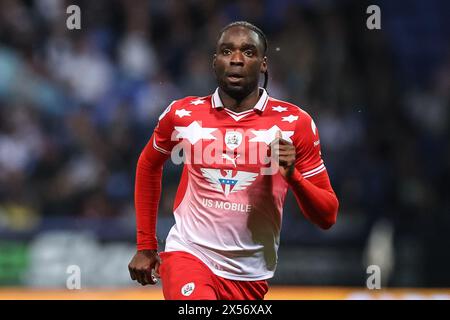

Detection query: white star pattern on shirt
xmin=282 ymin=115 xmax=299 ymax=123
xmin=249 ymin=125 xmax=294 ymax=145
xmin=272 ymin=106 xmax=287 ymax=112
xmin=175 ymin=121 xmax=217 ymax=144
xmin=175 ymin=109 xmax=192 ymax=118
xmin=190 ymin=99 xmax=205 ymax=105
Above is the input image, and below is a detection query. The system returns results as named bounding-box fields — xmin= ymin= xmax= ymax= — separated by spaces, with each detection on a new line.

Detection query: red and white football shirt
xmin=153 ymin=88 xmax=326 ymax=281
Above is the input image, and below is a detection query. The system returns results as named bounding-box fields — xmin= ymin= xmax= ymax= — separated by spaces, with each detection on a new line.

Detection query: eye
xmin=243 ymin=50 xmax=254 ymax=57
xmin=222 ymin=48 xmax=232 ymax=55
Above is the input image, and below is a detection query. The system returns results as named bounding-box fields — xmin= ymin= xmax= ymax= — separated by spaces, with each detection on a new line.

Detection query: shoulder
xmin=169 ymin=95 xmax=211 ymax=110
xmin=267 ymin=96 xmax=314 ymax=123
xmin=158 ymin=95 xmax=212 ymax=121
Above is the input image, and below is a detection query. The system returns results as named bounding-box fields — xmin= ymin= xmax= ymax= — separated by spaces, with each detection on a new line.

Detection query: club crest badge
xmin=181 ymin=282 xmax=195 ymax=296
xmin=225 ymin=131 xmax=242 ymax=150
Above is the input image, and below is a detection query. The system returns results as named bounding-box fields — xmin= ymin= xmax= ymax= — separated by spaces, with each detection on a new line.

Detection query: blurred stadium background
xmin=0 ymin=0 xmax=449 ymax=299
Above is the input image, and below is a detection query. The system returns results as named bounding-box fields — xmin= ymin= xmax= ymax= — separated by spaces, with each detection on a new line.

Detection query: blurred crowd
xmin=0 ymin=0 xmax=448 ymax=243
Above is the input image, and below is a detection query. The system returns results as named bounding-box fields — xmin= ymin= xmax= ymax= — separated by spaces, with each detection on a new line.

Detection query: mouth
xmin=225 ymin=72 xmax=244 ymax=79
xmin=225 ymin=73 xmax=244 ymax=83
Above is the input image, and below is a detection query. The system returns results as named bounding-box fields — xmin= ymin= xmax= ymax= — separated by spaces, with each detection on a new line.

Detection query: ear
xmin=260 ymin=56 xmax=268 ymax=73
xmin=212 ymin=53 xmax=217 ymax=69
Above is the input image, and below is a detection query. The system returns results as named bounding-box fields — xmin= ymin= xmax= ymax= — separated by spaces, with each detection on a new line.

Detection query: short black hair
xmin=218 ymin=21 xmax=269 ymax=90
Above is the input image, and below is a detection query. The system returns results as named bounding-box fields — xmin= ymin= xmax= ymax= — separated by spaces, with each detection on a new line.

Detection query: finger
xmin=278 ymin=139 xmax=291 ymax=145
xmin=276 ymin=149 xmax=294 ymax=156
xmin=275 ymin=130 xmax=293 ymax=145
xmin=149 ymin=273 xmax=158 ymax=285
xmin=278 ymin=156 xmax=295 ymax=167
xmin=268 ymin=140 xmax=279 ymax=149
xmin=279 ymin=159 xmax=288 ymax=167
xmin=143 ymin=260 xmax=157 ymax=285
xmin=128 ymin=265 xmax=136 ymax=281
xmin=277 ymin=144 xmax=295 ymax=151
xmin=278 ymin=138 xmax=292 ymax=146
xmin=269 ymin=131 xmax=282 ymax=148
xmin=272 ymin=149 xmax=295 ymax=160
xmin=145 ymin=268 xmax=157 ymax=285
xmin=279 ymin=160 xmax=293 ymax=168
xmin=136 ymin=270 xmax=148 ymax=286
xmin=134 ymin=270 xmax=143 ymax=284
xmin=154 ymin=261 xmax=161 ymax=278
xmin=275 ymin=130 xmax=287 ymax=144
xmin=142 ymin=272 xmax=152 ymax=285
xmin=144 ymin=267 xmax=158 ymax=285
xmin=278 ymin=153 xmax=295 ymax=161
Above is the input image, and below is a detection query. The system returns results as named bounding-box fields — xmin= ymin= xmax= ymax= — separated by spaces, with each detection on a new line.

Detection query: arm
xmin=135 ymin=134 xmax=170 ymax=250
xmin=272 ymin=110 xmax=339 ymax=229
xmin=286 ymin=167 xmax=338 ymax=229
xmin=129 ymin=134 xmax=170 ymax=285
xmin=129 ymin=101 xmax=177 ymax=285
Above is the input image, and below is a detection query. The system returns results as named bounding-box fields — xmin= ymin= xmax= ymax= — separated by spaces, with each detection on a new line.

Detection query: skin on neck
xmin=218 ymin=85 xmax=261 ymax=113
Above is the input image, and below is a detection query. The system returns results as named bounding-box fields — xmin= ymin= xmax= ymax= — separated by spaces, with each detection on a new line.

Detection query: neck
xmin=218 ymin=87 xmax=261 ymax=113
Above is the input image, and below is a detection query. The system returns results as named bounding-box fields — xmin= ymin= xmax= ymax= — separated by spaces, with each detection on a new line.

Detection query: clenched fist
xmin=128 ymin=249 xmax=161 ymax=286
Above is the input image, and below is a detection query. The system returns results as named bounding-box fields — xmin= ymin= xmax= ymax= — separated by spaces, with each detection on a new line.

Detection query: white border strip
xmin=302 ymin=164 xmax=326 ymax=178
xmin=225 ymin=108 xmax=254 ymax=116
xmin=153 ymin=138 xmax=170 ymax=155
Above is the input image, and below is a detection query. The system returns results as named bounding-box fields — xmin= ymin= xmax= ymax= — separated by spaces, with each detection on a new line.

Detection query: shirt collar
xmin=211 ymin=87 xmax=269 ymax=112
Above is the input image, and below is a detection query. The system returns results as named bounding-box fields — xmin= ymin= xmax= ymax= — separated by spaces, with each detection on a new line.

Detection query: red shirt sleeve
xmin=287 ymin=169 xmax=339 ymax=229
xmin=134 ymin=102 xmax=178 ymax=250
xmin=289 ymin=109 xmax=339 ymax=229
xmin=135 ymin=134 xmax=170 ymax=250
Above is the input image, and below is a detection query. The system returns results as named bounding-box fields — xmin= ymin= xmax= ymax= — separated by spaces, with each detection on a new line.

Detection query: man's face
xmin=213 ymin=26 xmax=267 ymax=101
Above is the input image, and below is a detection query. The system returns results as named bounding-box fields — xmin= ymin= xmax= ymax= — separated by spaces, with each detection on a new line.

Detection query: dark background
xmin=0 ymin=0 xmax=449 ymax=288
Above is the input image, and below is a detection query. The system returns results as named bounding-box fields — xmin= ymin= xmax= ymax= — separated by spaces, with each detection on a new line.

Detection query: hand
xmin=269 ymin=131 xmax=296 ymax=179
xmin=128 ymin=249 xmax=161 ymax=286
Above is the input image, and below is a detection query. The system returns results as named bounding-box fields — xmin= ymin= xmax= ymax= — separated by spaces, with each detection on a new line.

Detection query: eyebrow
xmin=219 ymin=42 xmax=259 ymax=51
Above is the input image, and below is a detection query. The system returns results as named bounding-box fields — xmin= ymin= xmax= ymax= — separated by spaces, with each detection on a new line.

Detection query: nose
xmin=230 ymin=51 xmax=244 ymax=66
